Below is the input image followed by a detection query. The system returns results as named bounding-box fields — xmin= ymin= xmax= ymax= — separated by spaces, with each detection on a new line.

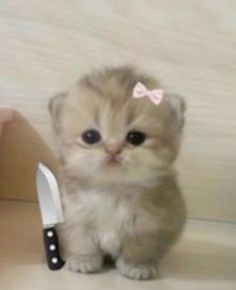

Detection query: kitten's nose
xmin=105 ymin=143 xmax=123 ymax=155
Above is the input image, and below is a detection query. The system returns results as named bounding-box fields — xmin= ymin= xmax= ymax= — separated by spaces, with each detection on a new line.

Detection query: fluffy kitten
xmin=49 ymin=66 xmax=186 ymax=280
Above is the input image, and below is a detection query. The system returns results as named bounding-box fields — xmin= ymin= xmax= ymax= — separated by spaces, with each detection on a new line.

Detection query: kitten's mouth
xmin=105 ymin=155 xmax=122 ymax=166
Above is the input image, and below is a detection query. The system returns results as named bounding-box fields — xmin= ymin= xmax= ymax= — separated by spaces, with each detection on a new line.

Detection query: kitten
xmin=49 ymin=66 xmax=186 ymax=280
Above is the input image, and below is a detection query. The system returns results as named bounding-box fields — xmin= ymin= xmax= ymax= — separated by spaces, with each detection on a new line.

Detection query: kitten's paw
xmin=66 ymin=254 xmax=103 ymax=273
xmin=117 ymin=259 xmax=158 ymax=280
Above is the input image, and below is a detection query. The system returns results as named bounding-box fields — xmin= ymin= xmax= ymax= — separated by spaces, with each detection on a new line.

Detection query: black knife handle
xmin=43 ymin=227 xmax=65 ymax=270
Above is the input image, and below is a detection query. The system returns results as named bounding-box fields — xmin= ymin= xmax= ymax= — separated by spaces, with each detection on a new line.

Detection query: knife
xmin=36 ymin=162 xmax=65 ymax=270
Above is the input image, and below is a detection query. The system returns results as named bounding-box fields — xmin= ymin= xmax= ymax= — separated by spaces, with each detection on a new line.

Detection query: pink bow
xmin=132 ymin=82 xmax=163 ymax=105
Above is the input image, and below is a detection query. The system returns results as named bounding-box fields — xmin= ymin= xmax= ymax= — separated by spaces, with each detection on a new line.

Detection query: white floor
xmin=0 ymin=200 xmax=236 ymax=290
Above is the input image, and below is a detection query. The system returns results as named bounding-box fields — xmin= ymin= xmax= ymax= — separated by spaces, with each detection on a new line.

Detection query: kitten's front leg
xmin=64 ymin=227 xmax=103 ymax=274
xmin=117 ymin=230 xmax=174 ymax=280
xmin=116 ymin=233 xmax=158 ymax=280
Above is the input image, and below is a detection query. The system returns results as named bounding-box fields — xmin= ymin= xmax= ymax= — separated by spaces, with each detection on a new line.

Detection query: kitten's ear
xmin=48 ymin=92 xmax=67 ymax=135
xmin=165 ymin=93 xmax=186 ymax=131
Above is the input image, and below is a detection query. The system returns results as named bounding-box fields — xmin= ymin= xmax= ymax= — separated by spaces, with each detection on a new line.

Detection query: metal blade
xmin=36 ymin=163 xmax=64 ymax=227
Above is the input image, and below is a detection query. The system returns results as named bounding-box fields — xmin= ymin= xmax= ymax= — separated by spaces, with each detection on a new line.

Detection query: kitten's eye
xmin=126 ymin=131 xmax=146 ymax=146
xmin=81 ymin=129 xmax=101 ymax=145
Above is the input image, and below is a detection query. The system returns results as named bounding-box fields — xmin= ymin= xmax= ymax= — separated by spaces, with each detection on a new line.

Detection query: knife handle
xmin=43 ymin=227 xmax=65 ymax=270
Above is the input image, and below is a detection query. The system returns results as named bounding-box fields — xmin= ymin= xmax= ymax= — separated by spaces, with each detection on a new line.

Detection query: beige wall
xmin=0 ymin=0 xmax=235 ymax=222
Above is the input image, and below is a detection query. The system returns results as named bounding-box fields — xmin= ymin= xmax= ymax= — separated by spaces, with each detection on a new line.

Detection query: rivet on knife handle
xmin=43 ymin=227 xmax=65 ymax=270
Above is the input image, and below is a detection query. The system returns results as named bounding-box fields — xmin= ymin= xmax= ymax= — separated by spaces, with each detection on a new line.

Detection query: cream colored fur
xmin=50 ymin=66 xmax=186 ymax=280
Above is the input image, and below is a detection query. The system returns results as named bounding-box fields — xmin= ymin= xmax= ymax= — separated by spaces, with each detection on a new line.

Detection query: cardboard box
xmin=0 ymin=107 xmax=57 ymax=202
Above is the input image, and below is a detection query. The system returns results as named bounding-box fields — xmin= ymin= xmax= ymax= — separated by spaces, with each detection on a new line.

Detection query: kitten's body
xmin=50 ymin=66 xmax=186 ymax=280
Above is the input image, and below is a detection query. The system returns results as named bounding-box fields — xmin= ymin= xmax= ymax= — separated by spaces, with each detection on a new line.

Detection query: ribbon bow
xmin=132 ymin=82 xmax=163 ymax=105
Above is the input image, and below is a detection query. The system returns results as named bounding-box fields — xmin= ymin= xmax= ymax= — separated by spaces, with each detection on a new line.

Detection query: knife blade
xmin=36 ymin=162 xmax=65 ymax=270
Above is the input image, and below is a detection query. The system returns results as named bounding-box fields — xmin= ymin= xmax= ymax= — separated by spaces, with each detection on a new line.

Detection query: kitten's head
xmin=49 ymin=66 xmax=185 ymax=186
